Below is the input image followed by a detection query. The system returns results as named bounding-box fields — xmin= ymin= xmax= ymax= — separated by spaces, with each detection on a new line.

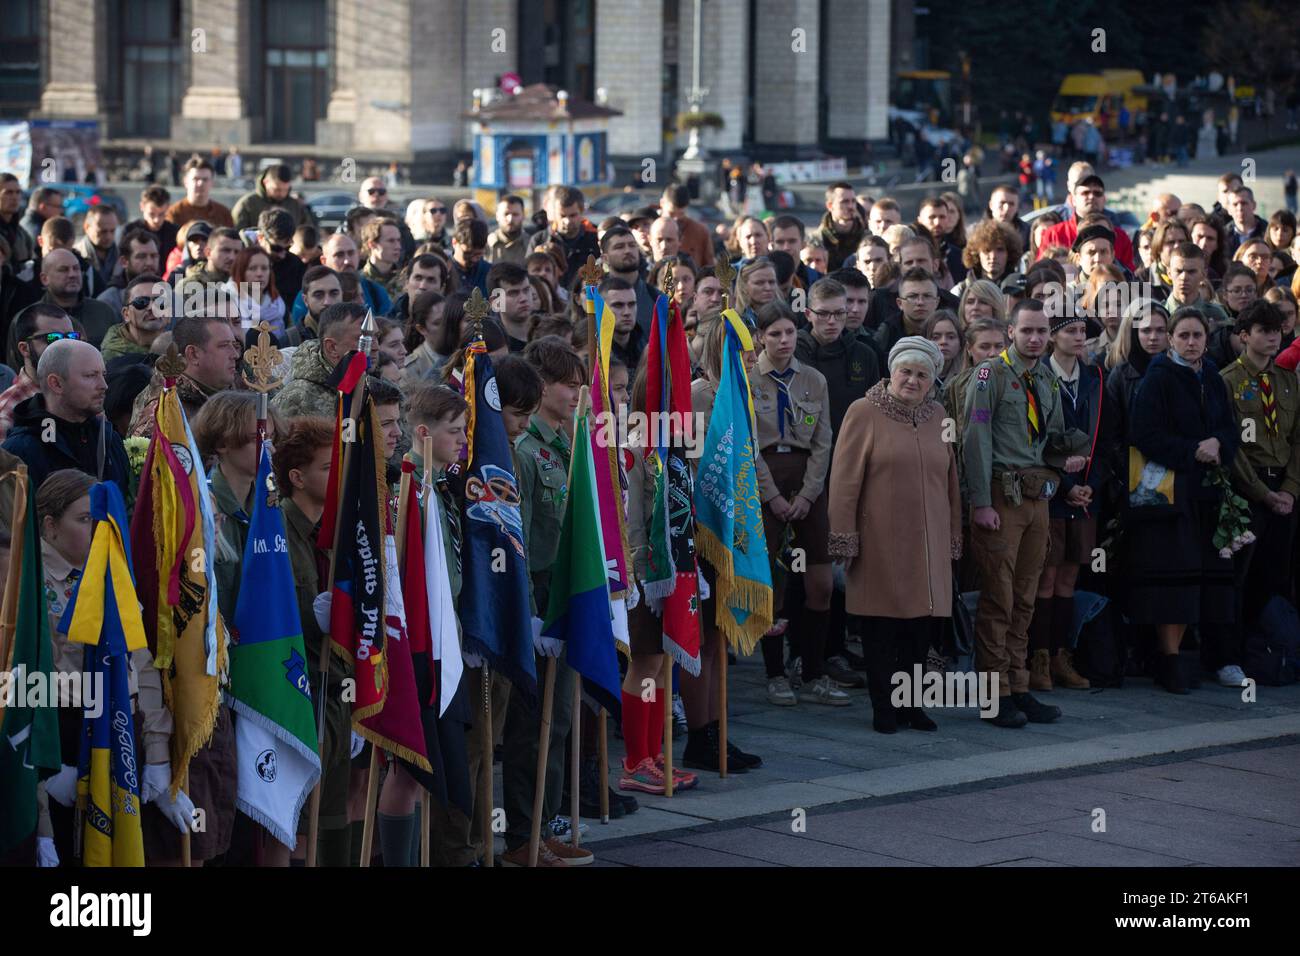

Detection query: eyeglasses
xmin=27 ymin=331 xmax=81 ymax=344
xmin=808 ymin=309 xmax=848 ymax=321
xmin=269 ymin=243 xmax=288 ymax=255
xmin=901 ymin=293 xmax=939 ymax=303
xmin=128 ymin=295 xmax=163 ymax=310
xmin=366 ymin=187 xmax=387 ymax=195
xmin=427 ymin=206 xmax=447 ymax=214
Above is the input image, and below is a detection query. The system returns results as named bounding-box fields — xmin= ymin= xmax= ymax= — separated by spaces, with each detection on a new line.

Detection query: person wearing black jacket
xmin=1 ymin=339 xmax=130 ymax=498
xmin=1125 ymin=306 xmax=1241 ymax=695
xmin=1104 ymin=300 xmax=1171 ymax=503
xmin=1027 ymin=313 xmax=1113 ymax=692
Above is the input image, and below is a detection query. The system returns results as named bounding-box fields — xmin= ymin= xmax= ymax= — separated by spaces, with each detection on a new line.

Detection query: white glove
xmin=152 ymin=784 xmax=196 ymax=834
xmin=45 ymin=764 xmax=78 ymax=808
xmin=141 ymin=763 xmax=171 ymax=804
xmin=313 ymin=592 xmax=333 ymax=633
xmin=350 ymin=731 xmax=366 ymax=758
xmin=37 ymin=836 xmax=59 ymax=868
xmin=697 ymin=570 xmax=711 ymax=601
xmin=462 ymin=650 xmax=485 ymax=669
xmin=532 ymin=617 xmax=564 ymax=658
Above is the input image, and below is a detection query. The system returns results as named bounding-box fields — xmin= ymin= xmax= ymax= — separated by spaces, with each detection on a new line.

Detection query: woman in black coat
xmin=1125 ymin=306 xmax=1240 ymax=693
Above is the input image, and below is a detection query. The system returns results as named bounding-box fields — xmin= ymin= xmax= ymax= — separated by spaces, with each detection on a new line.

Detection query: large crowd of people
xmin=0 ymin=149 xmax=1297 ymax=869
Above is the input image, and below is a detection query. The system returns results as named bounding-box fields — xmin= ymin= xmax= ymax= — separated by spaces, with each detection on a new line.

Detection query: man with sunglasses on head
xmin=100 ymin=274 xmax=169 ymax=361
xmin=0 ymin=303 xmax=77 ymax=441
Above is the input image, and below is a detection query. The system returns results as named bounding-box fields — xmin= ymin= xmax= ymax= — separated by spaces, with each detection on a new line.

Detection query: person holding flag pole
xmin=218 ymin=322 xmax=322 ymax=864
xmin=0 ymin=462 xmax=62 ymax=866
xmin=130 ymin=343 xmax=233 ymax=867
xmin=303 ymin=308 xmax=384 ymax=866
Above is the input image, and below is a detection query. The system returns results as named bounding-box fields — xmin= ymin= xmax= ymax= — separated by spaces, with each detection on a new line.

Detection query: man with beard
xmin=601 ymin=225 xmax=659 ymax=336
xmin=818 ymin=182 xmax=867 ymax=271
xmin=487 ymin=194 xmax=528 ymax=265
xmin=72 ymin=205 xmax=120 ymax=296
xmin=100 ymin=273 xmax=170 ymax=361
xmin=129 ymin=312 xmax=241 ymax=436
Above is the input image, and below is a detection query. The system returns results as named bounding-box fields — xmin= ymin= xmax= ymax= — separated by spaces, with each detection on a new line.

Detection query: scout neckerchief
xmin=1237 ymin=355 xmax=1279 ymax=436
xmin=526 ymin=418 xmax=571 ymax=461
xmin=767 ymin=364 xmax=797 ymax=438
xmin=1000 ymin=348 xmax=1041 ymax=442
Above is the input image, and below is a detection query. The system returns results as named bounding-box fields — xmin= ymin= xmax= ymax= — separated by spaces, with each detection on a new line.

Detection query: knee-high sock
xmin=1028 ymin=597 xmax=1053 ymax=652
xmin=621 ymin=689 xmax=648 ymax=769
xmin=645 ymin=681 xmax=664 ymax=761
xmin=1051 ymin=594 xmax=1075 ymax=653
xmin=377 ymin=812 xmax=416 ymax=868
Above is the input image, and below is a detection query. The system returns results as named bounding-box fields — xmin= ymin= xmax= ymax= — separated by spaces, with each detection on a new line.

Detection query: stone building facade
xmin=9 ymin=0 xmax=902 ymax=176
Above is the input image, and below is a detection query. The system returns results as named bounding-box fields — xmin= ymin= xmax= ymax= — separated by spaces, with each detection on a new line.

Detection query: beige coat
xmin=828 ymin=381 xmax=961 ymax=619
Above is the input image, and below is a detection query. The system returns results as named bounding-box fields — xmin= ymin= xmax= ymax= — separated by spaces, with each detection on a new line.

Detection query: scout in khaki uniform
xmin=1221 ymin=300 xmax=1300 ymax=642
xmin=499 ymin=340 xmax=592 ymax=867
xmin=963 ymin=298 xmax=1088 ymax=728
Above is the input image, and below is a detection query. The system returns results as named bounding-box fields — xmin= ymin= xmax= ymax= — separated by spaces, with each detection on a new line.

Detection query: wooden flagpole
xmin=597 ymin=709 xmax=609 ymax=823
xmin=570 ymin=680 xmax=581 ymax=847
xmin=479 ymin=666 xmax=493 ymax=866
xmin=662 ymin=652 xmax=674 ymax=797
xmin=305 ymin=322 xmax=375 ymax=867
xmin=420 ymin=436 xmax=433 ymax=867
xmin=527 ymin=656 xmax=557 ymax=866
xmin=0 ymin=466 xmax=27 ymax=707
xmin=718 ymin=635 xmax=728 ymax=777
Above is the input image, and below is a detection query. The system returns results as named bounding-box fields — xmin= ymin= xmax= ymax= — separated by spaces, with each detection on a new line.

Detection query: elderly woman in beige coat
xmin=828 ymin=336 xmax=962 ymax=734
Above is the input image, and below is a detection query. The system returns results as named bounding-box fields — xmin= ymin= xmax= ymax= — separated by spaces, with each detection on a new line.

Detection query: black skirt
xmin=1124 ymin=499 xmax=1235 ymax=626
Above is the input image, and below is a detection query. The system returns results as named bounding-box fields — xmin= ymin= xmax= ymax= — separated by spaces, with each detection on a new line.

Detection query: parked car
xmin=306 ymin=190 xmax=360 ymax=232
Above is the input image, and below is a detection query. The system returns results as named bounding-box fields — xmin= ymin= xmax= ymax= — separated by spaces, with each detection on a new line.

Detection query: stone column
xmin=40 ymin=0 xmax=109 ymax=118
xmin=675 ymin=0 xmax=748 ymax=152
xmin=317 ymin=0 xmax=361 ymax=146
xmin=825 ymin=0 xmax=891 ymax=142
xmin=173 ymin=0 xmax=254 ymax=144
xmin=408 ymin=0 xmax=466 ymax=154
xmin=751 ymin=0 xmax=820 ymax=148
xmin=596 ymin=0 xmax=664 ymax=159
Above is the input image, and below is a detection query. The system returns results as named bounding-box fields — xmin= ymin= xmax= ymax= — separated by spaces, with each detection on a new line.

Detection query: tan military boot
xmin=1051 ymin=649 xmax=1091 ymax=689
xmin=1029 ymin=648 xmax=1053 ymax=691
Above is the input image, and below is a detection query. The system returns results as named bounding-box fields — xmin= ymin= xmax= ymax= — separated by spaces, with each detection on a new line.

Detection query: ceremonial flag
xmin=227 ymin=443 xmax=321 ymax=849
xmin=642 ymin=294 xmax=702 ymax=675
xmin=693 ymin=311 xmax=773 ymax=654
xmin=327 ymin=375 xmax=389 ymax=724
xmin=0 ymin=467 xmax=61 ymax=860
xmin=586 ymin=285 xmax=632 ymax=653
xmin=397 ymin=462 xmax=471 ymax=815
xmin=64 ymin=482 xmax=146 ymax=867
xmin=543 ymin=402 xmax=622 ymax=717
xmin=458 ymin=341 xmax=536 ymax=697
xmin=130 ymin=379 xmax=224 ymax=796
xmin=317 ymin=352 xmax=370 ymax=550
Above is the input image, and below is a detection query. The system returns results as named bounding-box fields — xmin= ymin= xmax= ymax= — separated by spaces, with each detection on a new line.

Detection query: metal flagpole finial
xmin=661 ymin=262 xmax=677 ymax=302
xmin=578 ymin=254 xmax=604 ymax=289
xmin=358 ymin=308 xmax=379 ymax=361
xmin=157 ymin=342 xmax=186 ymax=383
xmin=242 ymin=320 xmax=284 ymax=393
xmin=464 ymin=287 xmax=489 ymax=335
xmin=714 ymin=256 xmax=736 ymax=310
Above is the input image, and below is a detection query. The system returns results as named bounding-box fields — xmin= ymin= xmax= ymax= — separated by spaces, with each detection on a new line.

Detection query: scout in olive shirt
xmin=1221 ymin=300 xmax=1300 ymax=623
xmin=962 ymin=300 xmax=1088 ymax=729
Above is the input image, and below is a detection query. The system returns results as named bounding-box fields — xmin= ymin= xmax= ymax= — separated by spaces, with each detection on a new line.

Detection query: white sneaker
xmin=548 ymin=815 xmax=589 ymax=839
xmin=805 ymin=675 xmax=852 ymax=707
xmin=767 ymin=677 xmax=799 ymax=706
xmin=1216 ymin=665 xmax=1249 ymax=688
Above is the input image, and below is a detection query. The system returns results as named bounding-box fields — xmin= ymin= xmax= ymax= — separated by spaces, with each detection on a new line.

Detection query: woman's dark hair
xmin=754 ymin=298 xmax=798 ymax=333
xmin=432 ymin=291 xmax=471 ymax=355
xmin=493 ymin=354 xmax=544 ymax=412
xmin=404 ymin=290 xmax=445 ymax=351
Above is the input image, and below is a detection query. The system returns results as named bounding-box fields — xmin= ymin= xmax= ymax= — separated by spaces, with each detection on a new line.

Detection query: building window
xmin=118 ymin=0 xmax=181 ymax=138
xmin=542 ymin=0 xmax=596 ymax=102
xmin=0 ymin=0 xmax=41 ymax=118
xmin=263 ymin=0 xmax=328 ymax=143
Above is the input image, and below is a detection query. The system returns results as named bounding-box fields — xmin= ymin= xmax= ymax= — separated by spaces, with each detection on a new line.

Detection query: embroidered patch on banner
xmin=977 ymin=380 xmax=988 ymax=391
xmin=970 ymin=409 xmax=991 ymax=423
xmin=977 ymin=367 xmax=990 ymax=381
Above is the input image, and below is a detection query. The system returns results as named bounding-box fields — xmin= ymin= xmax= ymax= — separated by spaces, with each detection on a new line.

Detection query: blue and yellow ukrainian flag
xmin=63 ymin=482 xmax=146 ymax=867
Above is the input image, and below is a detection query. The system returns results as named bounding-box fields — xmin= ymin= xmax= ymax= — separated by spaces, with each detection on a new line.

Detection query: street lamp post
xmin=682 ymin=0 xmax=710 ymax=161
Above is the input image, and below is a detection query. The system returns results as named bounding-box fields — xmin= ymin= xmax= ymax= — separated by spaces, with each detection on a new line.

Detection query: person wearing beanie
xmin=1025 ymin=309 xmax=1113 ymax=693
xmin=1071 ymin=219 xmax=1118 ymax=283
xmin=829 ymin=335 xmax=961 ymax=732
xmin=963 ymin=298 xmax=1091 ymax=728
